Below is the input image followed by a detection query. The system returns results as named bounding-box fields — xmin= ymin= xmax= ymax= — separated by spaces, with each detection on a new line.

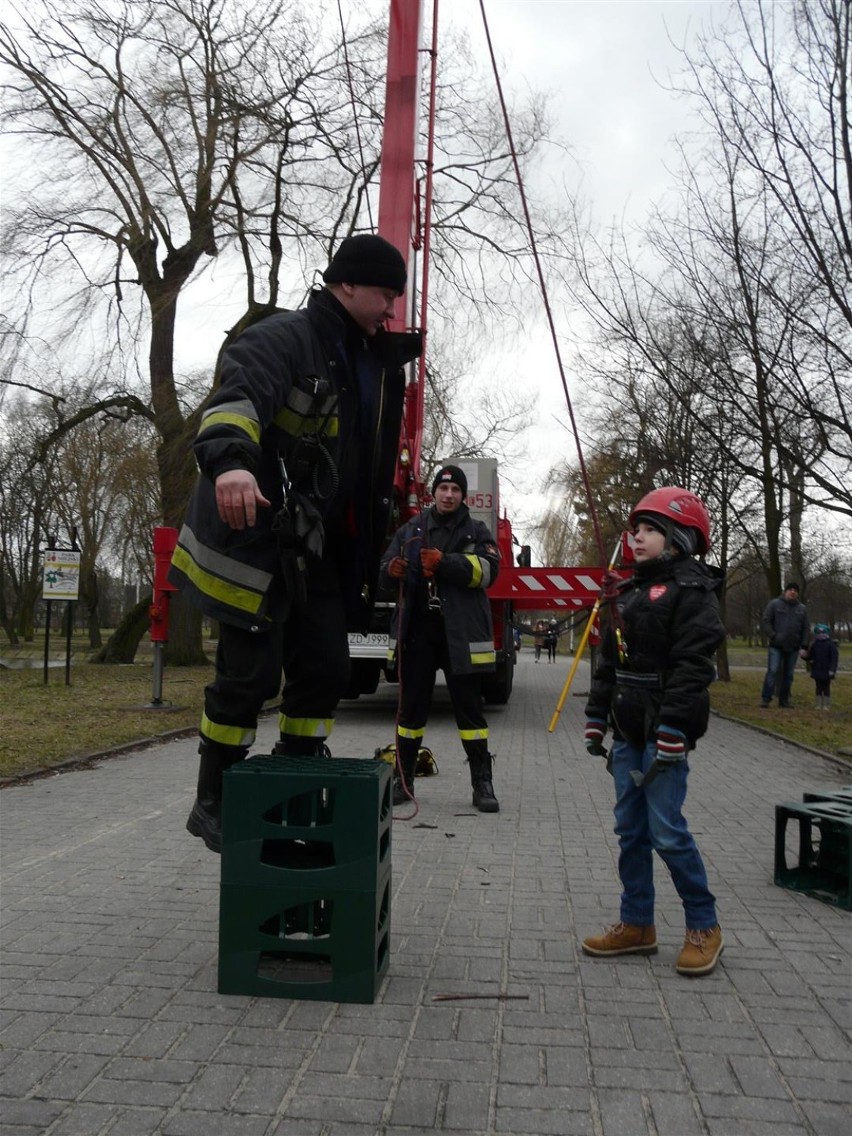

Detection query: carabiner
xmin=616 ymin=627 xmax=628 ymax=664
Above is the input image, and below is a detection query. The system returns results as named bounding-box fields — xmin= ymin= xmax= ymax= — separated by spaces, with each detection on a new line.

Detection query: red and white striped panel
xmin=488 ymin=567 xmax=623 ymax=607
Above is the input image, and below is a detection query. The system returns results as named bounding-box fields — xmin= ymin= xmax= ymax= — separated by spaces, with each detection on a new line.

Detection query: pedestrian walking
xmin=545 ymin=619 xmax=558 ymax=663
xmin=533 ymin=620 xmax=546 ymax=663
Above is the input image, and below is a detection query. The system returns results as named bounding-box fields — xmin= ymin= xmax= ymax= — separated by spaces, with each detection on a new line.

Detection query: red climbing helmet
xmin=629 ymin=487 xmax=712 ymax=555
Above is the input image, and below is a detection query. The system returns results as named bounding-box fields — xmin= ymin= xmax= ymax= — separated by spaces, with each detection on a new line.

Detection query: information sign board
xmin=42 ymin=549 xmax=81 ymax=601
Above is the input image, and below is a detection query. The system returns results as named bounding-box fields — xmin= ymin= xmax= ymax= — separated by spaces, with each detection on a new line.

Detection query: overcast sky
xmin=436 ymin=1 xmax=730 ymax=543
xmin=177 ymin=0 xmax=732 ymax=551
xmin=448 ymin=0 xmax=726 ymax=224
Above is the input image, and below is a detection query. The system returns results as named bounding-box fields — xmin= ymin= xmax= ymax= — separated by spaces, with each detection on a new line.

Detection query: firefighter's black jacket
xmin=586 ymin=554 xmax=726 ymax=748
xmin=381 ymin=503 xmax=500 ymax=675
xmin=169 ymin=288 xmax=421 ymax=632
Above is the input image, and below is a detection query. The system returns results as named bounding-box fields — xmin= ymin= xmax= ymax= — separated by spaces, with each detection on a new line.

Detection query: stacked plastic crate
xmin=218 ymin=755 xmax=392 ymax=1002
xmin=774 ymin=786 xmax=852 ymax=910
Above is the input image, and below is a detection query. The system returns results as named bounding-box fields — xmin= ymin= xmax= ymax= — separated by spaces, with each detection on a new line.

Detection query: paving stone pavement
xmin=2 ymin=654 xmax=851 ymax=1136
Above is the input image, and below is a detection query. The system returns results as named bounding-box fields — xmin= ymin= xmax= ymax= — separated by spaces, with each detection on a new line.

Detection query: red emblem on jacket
xmin=649 ymin=585 xmax=668 ymax=601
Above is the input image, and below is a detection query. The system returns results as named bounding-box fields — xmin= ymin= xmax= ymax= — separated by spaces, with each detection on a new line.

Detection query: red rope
xmin=477 ymin=0 xmax=606 ymax=565
xmin=391 ymin=537 xmax=422 ymax=820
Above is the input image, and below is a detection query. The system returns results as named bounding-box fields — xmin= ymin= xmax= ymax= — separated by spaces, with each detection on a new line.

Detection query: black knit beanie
xmin=634 ymin=511 xmax=698 ymax=555
xmin=432 ymin=465 xmax=468 ymax=498
xmin=322 ymin=234 xmax=406 ymax=295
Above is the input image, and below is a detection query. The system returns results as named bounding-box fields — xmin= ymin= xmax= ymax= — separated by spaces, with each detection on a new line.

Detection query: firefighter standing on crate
xmin=381 ymin=464 xmax=501 ymax=813
xmin=169 ymin=235 xmax=421 ymax=853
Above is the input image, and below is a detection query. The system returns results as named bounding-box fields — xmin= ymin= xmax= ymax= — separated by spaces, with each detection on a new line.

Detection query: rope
xmin=477 ymin=0 xmax=606 ymax=565
xmin=336 ymin=0 xmax=374 ymax=230
xmin=412 ymin=0 xmax=441 ymax=481
xmin=391 ymin=532 xmax=426 ymax=820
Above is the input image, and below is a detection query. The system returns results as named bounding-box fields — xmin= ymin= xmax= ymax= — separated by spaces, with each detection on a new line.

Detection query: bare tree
xmin=1 ymin=0 xmax=566 ymax=662
xmin=0 ymin=394 xmax=61 ymax=644
xmin=418 ymin=332 xmax=535 ymax=478
xmin=674 ymin=0 xmax=852 ymax=517
xmin=683 ymin=0 xmax=851 ymax=341
xmin=0 ymin=1 xmax=385 ymax=527
xmin=536 ymin=0 xmax=850 ymax=611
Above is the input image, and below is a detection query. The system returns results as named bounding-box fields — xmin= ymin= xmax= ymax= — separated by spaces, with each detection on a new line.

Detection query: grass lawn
xmin=0 ymin=661 xmax=212 ymax=780
xmin=1 ymin=635 xmax=850 ymax=780
xmin=709 ymin=667 xmax=851 ymax=757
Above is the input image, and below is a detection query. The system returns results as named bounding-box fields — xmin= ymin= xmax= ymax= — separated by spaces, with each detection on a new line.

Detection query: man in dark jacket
xmin=381 ymin=464 xmax=501 ymax=812
xmin=170 ymin=234 xmax=421 ymax=852
xmin=760 ymin=582 xmax=810 ymax=708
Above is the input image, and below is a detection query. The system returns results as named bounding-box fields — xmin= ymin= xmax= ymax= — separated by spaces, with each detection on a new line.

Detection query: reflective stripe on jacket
xmin=381 ymin=504 xmax=499 ymax=675
xmin=169 ymin=289 xmax=420 ymax=631
xmin=585 ymin=555 xmax=726 ymax=747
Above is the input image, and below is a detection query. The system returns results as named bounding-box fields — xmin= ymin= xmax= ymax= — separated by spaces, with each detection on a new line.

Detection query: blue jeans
xmin=611 ymin=738 xmax=717 ymax=929
xmin=761 ymin=647 xmax=798 ymax=705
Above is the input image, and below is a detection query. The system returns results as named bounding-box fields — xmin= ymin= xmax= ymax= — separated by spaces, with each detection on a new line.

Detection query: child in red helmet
xmin=582 ymin=487 xmax=727 ymax=977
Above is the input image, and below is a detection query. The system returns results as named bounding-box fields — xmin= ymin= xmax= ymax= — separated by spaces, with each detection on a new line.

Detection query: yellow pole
xmin=548 ymin=537 xmax=623 ymax=733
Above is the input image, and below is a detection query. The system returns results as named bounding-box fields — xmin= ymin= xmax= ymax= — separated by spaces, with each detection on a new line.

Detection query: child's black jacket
xmin=586 ymin=555 xmax=726 ymax=748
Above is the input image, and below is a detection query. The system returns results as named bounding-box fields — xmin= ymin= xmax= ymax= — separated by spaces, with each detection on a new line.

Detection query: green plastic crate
xmin=222 ymin=755 xmax=391 ymax=885
xmin=218 ymin=755 xmax=393 ymax=1002
xmin=218 ymin=872 xmax=391 ymax=1003
xmin=774 ymin=799 xmax=852 ymax=910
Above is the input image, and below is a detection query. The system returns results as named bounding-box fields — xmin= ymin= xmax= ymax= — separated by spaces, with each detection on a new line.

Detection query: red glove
xmin=388 ymin=557 xmax=407 ymax=580
xmin=601 ymin=569 xmax=622 ymax=599
xmin=420 ymin=548 xmax=443 ymax=577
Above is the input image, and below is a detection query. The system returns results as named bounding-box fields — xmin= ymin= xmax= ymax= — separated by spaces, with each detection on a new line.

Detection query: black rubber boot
xmin=466 ymin=745 xmax=500 ymax=813
xmin=186 ymin=741 xmax=248 ymax=853
xmin=392 ymin=738 xmax=418 ymax=806
xmin=271 ymin=736 xmax=332 ymax=827
xmin=272 ymin=736 xmax=332 ymax=758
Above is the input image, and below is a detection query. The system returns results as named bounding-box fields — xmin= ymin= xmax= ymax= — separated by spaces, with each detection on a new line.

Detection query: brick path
xmin=2 ymin=655 xmax=850 ymax=1135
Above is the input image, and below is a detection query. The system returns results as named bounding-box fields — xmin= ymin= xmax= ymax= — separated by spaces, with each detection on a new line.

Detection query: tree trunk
xmin=164 ymin=594 xmax=207 ymax=666
xmin=80 ymin=565 xmax=102 ymax=648
xmin=148 ymin=281 xmax=207 ymax=665
xmin=715 ymin=638 xmax=730 ymax=683
xmin=88 ymin=596 xmax=152 ymax=663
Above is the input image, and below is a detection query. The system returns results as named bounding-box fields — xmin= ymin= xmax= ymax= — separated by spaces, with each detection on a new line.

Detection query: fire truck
xmin=345 ymin=0 xmax=608 ymax=705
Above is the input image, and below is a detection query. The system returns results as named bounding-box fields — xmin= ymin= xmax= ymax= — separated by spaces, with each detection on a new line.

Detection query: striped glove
xmin=584 ymin=719 xmax=607 ymax=756
xmin=655 ymin=726 xmax=687 ymax=765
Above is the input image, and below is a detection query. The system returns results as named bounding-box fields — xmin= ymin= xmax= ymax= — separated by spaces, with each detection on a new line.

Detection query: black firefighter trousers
xmin=202 ymin=559 xmax=350 ymax=755
xmin=396 ymin=613 xmax=489 ymax=772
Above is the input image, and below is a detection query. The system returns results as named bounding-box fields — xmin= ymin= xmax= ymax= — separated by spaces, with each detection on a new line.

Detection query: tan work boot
xmin=676 ymin=925 xmax=724 ymax=976
xmin=582 ymin=922 xmax=658 ymax=957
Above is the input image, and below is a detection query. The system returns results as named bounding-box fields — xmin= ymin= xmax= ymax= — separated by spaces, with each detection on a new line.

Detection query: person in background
xmin=760 ymin=583 xmax=810 ymax=708
xmin=169 ymin=234 xmax=421 ymax=853
xmin=545 ymin=619 xmax=559 ymax=663
xmin=533 ymin=619 xmax=546 ymax=663
xmin=381 ymin=464 xmax=501 ymax=813
xmin=805 ymin=624 xmax=839 ymax=710
xmin=582 ymin=487 xmax=726 ymax=977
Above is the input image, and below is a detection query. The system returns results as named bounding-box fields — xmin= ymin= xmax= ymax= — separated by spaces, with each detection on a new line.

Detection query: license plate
xmin=348 ymin=632 xmax=388 ymax=651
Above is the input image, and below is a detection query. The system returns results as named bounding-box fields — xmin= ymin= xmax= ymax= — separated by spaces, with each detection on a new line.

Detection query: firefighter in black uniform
xmin=169 ymin=235 xmax=421 ymax=852
xmin=381 ymin=464 xmax=501 ymax=813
